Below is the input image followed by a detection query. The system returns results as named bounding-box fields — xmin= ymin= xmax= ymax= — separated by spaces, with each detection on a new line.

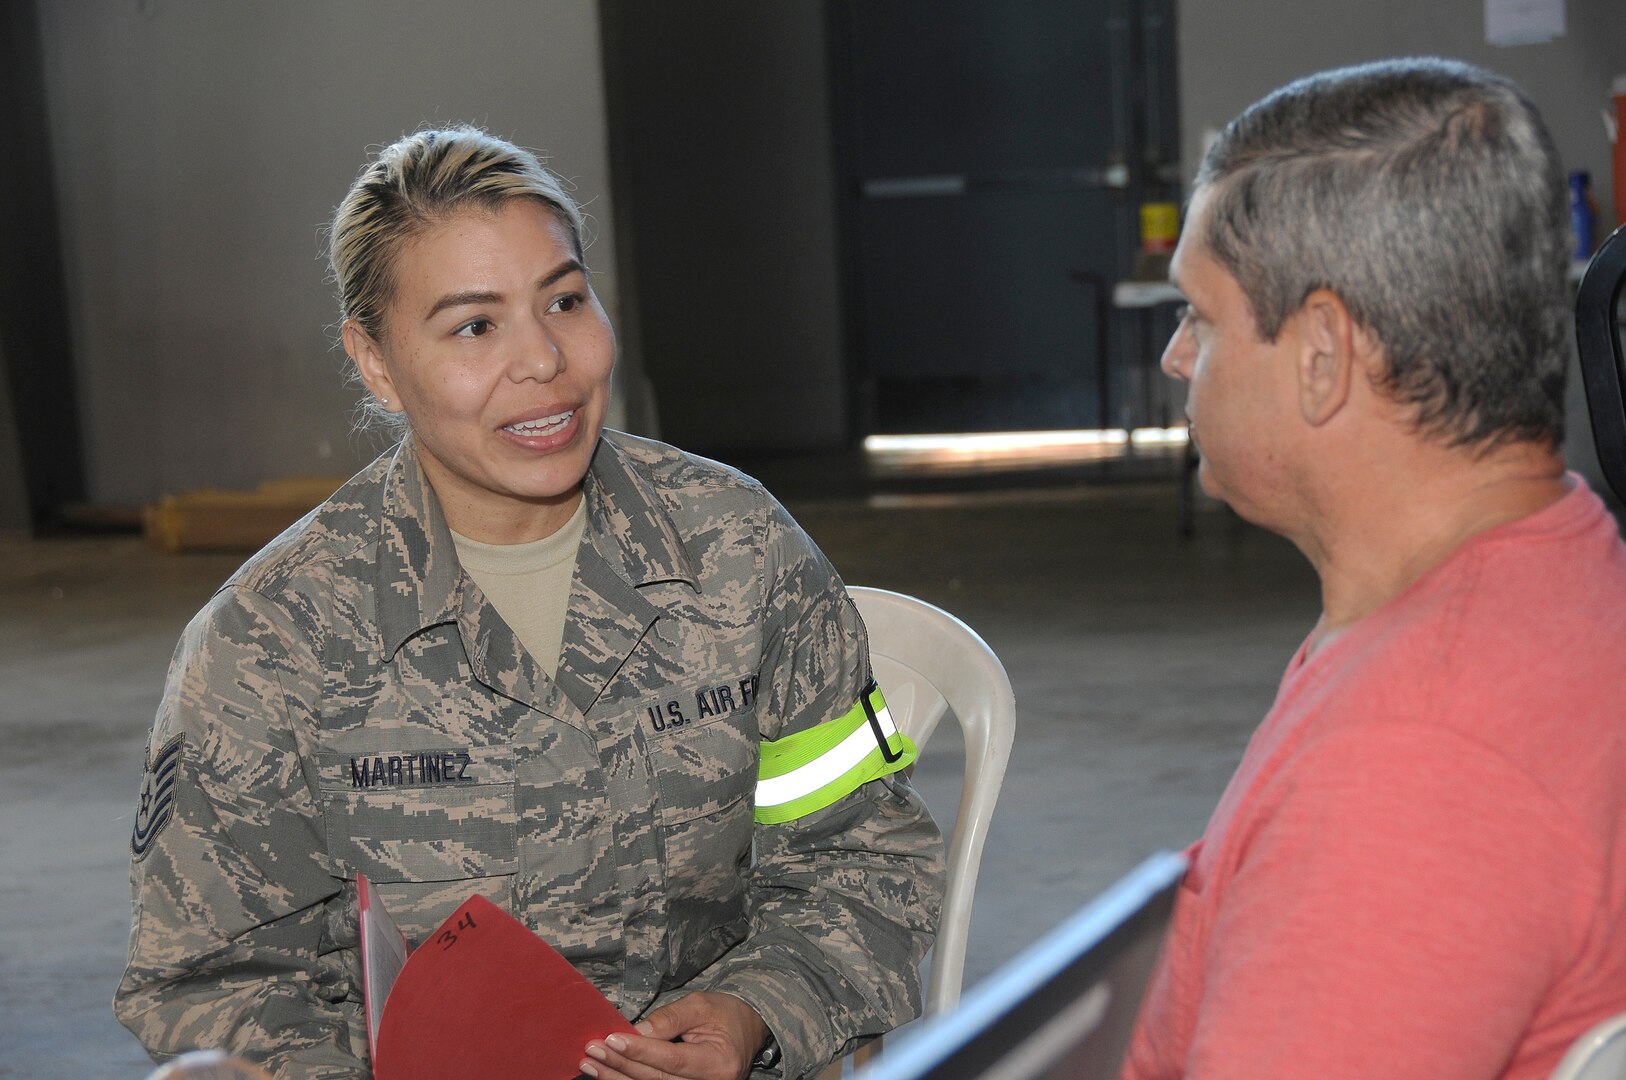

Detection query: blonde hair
xmin=328 ymin=126 xmax=587 ymax=427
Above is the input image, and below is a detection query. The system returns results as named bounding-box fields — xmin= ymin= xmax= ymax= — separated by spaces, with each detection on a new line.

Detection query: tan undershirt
xmin=451 ymin=499 xmax=588 ymax=678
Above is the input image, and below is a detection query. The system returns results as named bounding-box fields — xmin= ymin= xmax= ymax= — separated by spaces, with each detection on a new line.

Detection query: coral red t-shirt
xmin=1124 ymin=477 xmax=1626 ymax=1080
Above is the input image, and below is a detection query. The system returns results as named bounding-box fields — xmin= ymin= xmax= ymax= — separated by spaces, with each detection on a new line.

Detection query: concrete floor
xmin=0 ymin=477 xmax=1322 ymax=1078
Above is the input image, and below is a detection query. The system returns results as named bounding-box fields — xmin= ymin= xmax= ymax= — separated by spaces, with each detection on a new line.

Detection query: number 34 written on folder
xmin=358 ymin=874 xmax=636 ymax=1080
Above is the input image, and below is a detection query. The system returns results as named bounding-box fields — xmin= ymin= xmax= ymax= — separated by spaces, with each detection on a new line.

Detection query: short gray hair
xmin=328 ymin=127 xmax=587 ymax=430
xmin=1195 ymin=58 xmax=1569 ymax=449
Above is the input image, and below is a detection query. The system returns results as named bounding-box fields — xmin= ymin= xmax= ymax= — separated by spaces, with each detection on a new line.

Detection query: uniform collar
xmin=580 ymin=432 xmax=699 ymax=592
xmin=375 ymin=438 xmax=467 ymax=660
xmin=374 ymin=433 xmax=698 ymax=660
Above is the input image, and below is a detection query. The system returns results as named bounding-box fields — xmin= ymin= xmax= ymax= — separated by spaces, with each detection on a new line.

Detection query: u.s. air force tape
xmin=754 ymin=681 xmax=917 ymax=824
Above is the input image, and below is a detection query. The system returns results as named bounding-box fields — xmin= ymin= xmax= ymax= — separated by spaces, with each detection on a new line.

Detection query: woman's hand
xmin=581 ymin=991 xmax=769 ymax=1080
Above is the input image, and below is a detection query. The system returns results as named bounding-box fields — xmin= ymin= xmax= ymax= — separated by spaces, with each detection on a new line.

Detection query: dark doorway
xmin=0 ymin=0 xmax=86 ymax=531
xmin=833 ymin=0 xmax=1179 ymax=435
xmin=600 ymin=1 xmax=1180 ymax=455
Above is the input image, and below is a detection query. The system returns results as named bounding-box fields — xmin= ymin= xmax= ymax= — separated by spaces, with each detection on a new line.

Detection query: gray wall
xmin=35 ymin=0 xmax=618 ymax=508
xmin=1179 ymin=0 xmax=1625 ymax=227
xmin=27 ymin=1 xmax=1626 ymax=507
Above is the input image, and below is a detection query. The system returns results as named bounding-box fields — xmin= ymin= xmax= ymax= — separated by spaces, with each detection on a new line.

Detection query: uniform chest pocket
xmin=645 ymin=710 xmax=757 ymax=827
xmin=645 ymin=709 xmax=757 ymax=938
xmin=317 ymin=745 xmax=518 ymax=883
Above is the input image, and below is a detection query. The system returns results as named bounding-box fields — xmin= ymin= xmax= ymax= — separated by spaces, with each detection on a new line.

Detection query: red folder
xmin=359 ymin=874 xmax=636 ymax=1080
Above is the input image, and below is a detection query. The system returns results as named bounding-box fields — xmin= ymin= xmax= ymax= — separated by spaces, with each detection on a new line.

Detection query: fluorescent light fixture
xmin=863 ymin=427 xmax=1188 ymax=476
xmin=1128 ymin=427 xmax=1189 ymax=448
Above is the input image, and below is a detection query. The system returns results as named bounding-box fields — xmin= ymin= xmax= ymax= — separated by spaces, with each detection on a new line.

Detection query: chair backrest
xmin=1576 ymin=223 xmax=1626 ymax=504
xmin=849 ymin=586 xmax=1016 ymax=1015
xmin=1550 ymin=1012 xmax=1626 ymax=1080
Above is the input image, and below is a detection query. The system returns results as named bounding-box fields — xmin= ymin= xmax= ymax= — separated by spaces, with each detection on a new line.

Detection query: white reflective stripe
xmin=756 ymin=704 xmax=900 ymax=809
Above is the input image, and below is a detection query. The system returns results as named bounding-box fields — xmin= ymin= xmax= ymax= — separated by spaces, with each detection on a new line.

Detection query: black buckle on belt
xmin=861 ymin=679 xmax=904 ymax=764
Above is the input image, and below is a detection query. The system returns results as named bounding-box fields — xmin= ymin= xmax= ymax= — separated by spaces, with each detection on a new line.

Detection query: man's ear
xmin=1295 ymin=288 xmax=1356 ymax=427
xmin=341 ymin=319 xmax=399 ymax=410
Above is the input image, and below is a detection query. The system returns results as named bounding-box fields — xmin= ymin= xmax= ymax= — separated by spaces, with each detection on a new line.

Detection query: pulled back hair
xmin=1195 ymin=58 xmax=1570 ymax=450
xmin=328 ymin=127 xmax=586 ymax=427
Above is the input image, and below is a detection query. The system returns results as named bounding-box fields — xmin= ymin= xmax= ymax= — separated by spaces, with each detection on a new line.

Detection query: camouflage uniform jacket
xmin=116 ymin=431 xmax=945 ymax=1079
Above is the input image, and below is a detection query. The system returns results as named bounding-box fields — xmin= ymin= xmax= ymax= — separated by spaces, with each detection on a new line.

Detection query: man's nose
xmin=1161 ymin=320 xmax=1193 ymax=381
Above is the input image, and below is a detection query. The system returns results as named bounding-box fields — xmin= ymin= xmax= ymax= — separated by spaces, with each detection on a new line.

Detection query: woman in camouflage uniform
xmin=116 ymin=127 xmax=945 ymax=1080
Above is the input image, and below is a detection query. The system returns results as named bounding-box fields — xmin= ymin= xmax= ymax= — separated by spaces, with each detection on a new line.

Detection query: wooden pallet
xmin=143 ymin=476 xmax=347 ymax=553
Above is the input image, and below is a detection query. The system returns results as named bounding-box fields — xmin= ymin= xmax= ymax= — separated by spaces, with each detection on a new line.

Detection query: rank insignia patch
xmin=131 ymin=733 xmax=184 ymax=861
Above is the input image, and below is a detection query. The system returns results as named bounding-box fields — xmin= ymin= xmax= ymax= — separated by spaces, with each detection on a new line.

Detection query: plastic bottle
xmin=1570 ymin=171 xmax=1597 ymax=259
xmin=1132 ymin=202 xmax=1180 ymax=281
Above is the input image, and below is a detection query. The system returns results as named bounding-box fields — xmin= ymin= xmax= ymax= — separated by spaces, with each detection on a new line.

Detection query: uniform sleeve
xmin=1179 ymin=723 xmax=1590 ymax=1080
xmin=114 ymin=586 xmax=367 ymax=1077
xmin=698 ymin=496 xmax=947 ymax=1080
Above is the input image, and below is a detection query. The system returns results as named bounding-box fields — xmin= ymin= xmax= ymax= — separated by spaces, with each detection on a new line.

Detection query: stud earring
xmin=380 ymin=397 xmax=390 ymax=406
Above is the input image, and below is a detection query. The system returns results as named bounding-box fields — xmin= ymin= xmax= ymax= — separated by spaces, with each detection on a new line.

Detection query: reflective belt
xmin=755 ymin=681 xmax=918 ymax=824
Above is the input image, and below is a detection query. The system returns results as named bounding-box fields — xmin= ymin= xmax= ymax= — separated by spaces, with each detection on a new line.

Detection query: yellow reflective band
xmin=754 ymin=683 xmax=917 ymax=824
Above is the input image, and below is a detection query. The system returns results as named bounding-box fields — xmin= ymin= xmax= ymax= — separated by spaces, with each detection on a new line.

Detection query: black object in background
xmin=1576 ymin=224 xmax=1626 ymax=505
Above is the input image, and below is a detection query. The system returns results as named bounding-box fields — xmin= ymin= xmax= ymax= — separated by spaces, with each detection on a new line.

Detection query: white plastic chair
xmin=1551 ymin=1013 xmax=1626 ymax=1080
xmin=848 ymin=586 xmax=1017 ymax=1016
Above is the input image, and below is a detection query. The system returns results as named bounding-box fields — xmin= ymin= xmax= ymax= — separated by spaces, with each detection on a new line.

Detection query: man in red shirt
xmin=1124 ymin=58 xmax=1626 ymax=1079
